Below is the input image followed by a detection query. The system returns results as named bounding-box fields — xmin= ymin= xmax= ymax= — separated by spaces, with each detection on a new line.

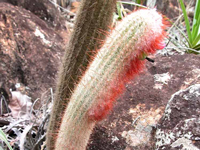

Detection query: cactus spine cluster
xmin=53 ymin=9 xmax=167 ymax=150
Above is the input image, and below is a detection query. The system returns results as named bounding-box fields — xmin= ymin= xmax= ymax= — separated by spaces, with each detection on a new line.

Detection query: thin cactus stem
xmin=46 ymin=0 xmax=116 ymax=149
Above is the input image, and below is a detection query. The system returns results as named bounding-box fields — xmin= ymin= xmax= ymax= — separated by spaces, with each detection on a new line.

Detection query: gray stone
xmin=155 ymin=84 xmax=200 ymax=150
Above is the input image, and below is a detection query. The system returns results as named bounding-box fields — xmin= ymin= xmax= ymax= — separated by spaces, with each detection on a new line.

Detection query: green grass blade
xmin=136 ymin=0 xmax=141 ymax=4
xmin=179 ymin=0 xmax=192 ymax=42
xmin=191 ymin=0 xmax=200 ymax=39
xmin=191 ymin=12 xmax=200 ymax=42
xmin=191 ymin=19 xmax=200 ymax=42
xmin=192 ymin=43 xmax=200 ymax=50
xmin=0 ymin=129 xmax=13 ymax=150
xmin=116 ymin=2 xmax=122 ymax=20
xmin=0 ymin=129 xmax=7 ymax=140
xmin=192 ymin=32 xmax=200 ymax=46
xmin=131 ymin=0 xmax=141 ymax=4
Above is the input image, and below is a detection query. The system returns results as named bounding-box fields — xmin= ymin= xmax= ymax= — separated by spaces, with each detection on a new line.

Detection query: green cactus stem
xmin=46 ymin=0 xmax=116 ymax=149
xmin=54 ymin=9 xmax=167 ymax=150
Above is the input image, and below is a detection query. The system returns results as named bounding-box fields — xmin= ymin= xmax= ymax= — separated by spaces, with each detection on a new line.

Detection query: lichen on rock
xmin=155 ymin=84 xmax=200 ymax=150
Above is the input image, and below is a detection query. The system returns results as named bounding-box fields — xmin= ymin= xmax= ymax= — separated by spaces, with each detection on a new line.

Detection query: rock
xmin=155 ymin=84 xmax=200 ymax=150
xmin=88 ymin=126 xmax=126 ymax=150
xmin=87 ymin=53 xmax=200 ymax=150
xmin=121 ymin=125 xmax=155 ymax=149
xmin=1 ymin=0 xmax=67 ymax=30
xmin=0 ymin=2 xmax=68 ymax=100
xmin=156 ymin=0 xmax=196 ymax=19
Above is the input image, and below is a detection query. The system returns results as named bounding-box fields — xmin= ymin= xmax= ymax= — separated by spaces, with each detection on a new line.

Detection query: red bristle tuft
xmin=87 ymin=9 xmax=169 ymax=122
xmin=124 ymin=58 xmax=145 ymax=81
xmin=88 ymin=58 xmax=145 ymax=121
xmin=88 ymin=101 xmax=114 ymax=121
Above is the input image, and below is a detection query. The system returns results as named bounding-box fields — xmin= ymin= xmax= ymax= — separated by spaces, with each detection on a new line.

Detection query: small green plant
xmin=0 ymin=128 xmax=13 ymax=150
xmin=179 ymin=0 xmax=200 ymax=53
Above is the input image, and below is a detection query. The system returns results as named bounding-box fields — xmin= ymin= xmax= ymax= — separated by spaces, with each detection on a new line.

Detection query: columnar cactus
xmin=47 ymin=0 xmax=116 ymax=149
xmin=54 ymin=9 xmax=167 ymax=150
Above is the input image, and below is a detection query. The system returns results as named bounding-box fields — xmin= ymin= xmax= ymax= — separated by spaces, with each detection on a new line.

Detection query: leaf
xmin=116 ymin=2 xmax=122 ymax=20
xmin=192 ymin=32 xmax=200 ymax=46
xmin=0 ymin=129 xmax=13 ymax=150
xmin=136 ymin=0 xmax=141 ymax=4
xmin=192 ymin=43 xmax=200 ymax=50
xmin=191 ymin=0 xmax=200 ymax=39
xmin=179 ymin=0 xmax=192 ymax=43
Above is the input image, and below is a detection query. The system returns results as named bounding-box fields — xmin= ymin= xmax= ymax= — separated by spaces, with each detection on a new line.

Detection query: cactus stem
xmin=54 ymin=9 xmax=168 ymax=150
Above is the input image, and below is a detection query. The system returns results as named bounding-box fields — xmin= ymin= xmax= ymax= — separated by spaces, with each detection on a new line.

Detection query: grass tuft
xmin=179 ymin=0 xmax=200 ymax=53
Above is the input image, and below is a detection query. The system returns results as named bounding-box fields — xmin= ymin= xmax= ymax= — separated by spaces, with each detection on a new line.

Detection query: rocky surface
xmin=155 ymin=84 xmax=200 ymax=150
xmin=87 ymin=53 xmax=200 ymax=150
xmin=0 ymin=1 xmax=199 ymax=149
xmin=1 ymin=0 xmax=67 ymax=30
xmin=0 ymin=2 xmax=68 ymax=101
